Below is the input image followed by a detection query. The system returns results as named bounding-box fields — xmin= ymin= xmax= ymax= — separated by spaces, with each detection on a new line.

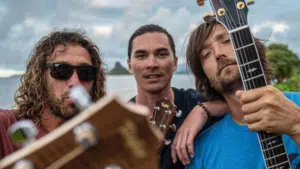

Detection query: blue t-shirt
xmin=187 ymin=92 xmax=300 ymax=169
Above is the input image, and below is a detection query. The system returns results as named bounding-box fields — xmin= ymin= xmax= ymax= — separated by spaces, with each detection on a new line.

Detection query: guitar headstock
xmin=198 ymin=0 xmax=255 ymax=31
xmin=1 ymin=96 xmax=161 ymax=169
xmin=150 ymin=98 xmax=177 ymax=145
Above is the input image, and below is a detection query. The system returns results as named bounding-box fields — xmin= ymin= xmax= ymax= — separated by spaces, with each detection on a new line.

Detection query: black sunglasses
xmin=46 ymin=62 xmax=98 ymax=81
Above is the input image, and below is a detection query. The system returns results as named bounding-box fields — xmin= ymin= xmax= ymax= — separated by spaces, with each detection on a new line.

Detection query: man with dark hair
xmin=127 ymin=24 xmax=228 ymax=169
xmin=0 ymin=29 xmax=106 ymax=159
xmin=186 ymin=19 xmax=300 ymax=169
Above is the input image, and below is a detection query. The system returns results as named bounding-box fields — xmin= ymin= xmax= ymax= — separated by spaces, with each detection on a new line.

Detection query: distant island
xmin=107 ymin=61 xmax=130 ymax=75
xmin=106 ymin=61 xmax=191 ymax=75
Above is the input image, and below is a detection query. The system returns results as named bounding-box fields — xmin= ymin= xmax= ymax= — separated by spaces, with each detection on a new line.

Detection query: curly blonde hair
xmin=14 ymin=29 xmax=106 ymax=124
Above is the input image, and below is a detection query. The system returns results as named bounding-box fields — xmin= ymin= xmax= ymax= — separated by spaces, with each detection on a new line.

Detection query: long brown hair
xmin=14 ymin=29 xmax=106 ymax=123
xmin=186 ymin=19 xmax=271 ymax=101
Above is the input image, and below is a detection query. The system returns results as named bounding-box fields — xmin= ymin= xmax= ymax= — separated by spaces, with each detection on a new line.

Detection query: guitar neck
xmin=229 ymin=26 xmax=291 ymax=168
xmin=229 ymin=26 xmax=267 ymax=90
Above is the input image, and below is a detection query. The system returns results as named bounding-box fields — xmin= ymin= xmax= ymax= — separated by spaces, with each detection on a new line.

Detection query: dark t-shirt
xmin=129 ymin=87 xmax=213 ymax=169
xmin=0 ymin=109 xmax=47 ymax=159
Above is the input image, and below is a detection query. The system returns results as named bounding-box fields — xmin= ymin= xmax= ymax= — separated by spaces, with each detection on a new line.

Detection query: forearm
xmin=289 ymin=106 xmax=300 ymax=147
xmin=201 ymin=100 xmax=229 ymax=117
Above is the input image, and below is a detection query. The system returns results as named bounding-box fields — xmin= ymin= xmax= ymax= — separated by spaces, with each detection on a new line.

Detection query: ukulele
xmin=0 ymin=86 xmax=161 ymax=169
xmin=198 ymin=0 xmax=291 ymax=168
xmin=149 ymin=98 xmax=180 ymax=148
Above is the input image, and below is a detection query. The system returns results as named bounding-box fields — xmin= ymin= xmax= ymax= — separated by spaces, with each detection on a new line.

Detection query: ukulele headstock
xmin=150 ymin=98 xmax=177 ymax=145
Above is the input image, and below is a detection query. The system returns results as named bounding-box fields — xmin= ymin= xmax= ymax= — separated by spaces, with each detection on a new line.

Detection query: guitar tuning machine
xmin=169 ymin=124 xmax=177 ymax=132
xmin=247 ymin=0 xmax=254 ymax=5
xmin=164 ymin=139 xmax=172 ymax=146
xmin=159 ymin=124 xmax=166 ymax=130
xmin=104 ymin=165 xmax=122 ymax=169
xmin=165 ymin=110 xmax=172 ymax=115
xmin=13 ymin=159 xmax=34 ymax=169
xmin=73 ymin=122 xmax=98 ymax=148
xmin=149 ymin=120 xmax=156 ymax=125
xmin=175 ymin=110 xmax=182 ymax=118
xmin=196 ymin=0 xmax=204 ymax=6
xmin=203 ymin=13 xmax=216 ymax=22
xmin=8 ymin=120 xmax=38 ymax=146
xmin=69 ymin=85 xmax=92 ymax=111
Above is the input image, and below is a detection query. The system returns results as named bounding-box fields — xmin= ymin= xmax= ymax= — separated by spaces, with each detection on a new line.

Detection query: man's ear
xmin=173 ymin=56 xmax=178 ymax=72
xmin=127 ymin=59 xmax=133 ymax=74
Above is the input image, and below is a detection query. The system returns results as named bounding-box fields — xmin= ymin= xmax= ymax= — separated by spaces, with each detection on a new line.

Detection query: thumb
xmin=235 ymin=90 xmax=244 ymax=98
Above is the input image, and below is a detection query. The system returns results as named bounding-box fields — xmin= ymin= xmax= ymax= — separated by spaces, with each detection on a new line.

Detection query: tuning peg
xmin=176 ymin=110 xmax=182 ymax=118
xmin=203 ymin=13 xmax=216 ymax=22
xmin=159 ymin=124 xmax=166 ymax=130
xmin=153 ymin=106 xmax=160 ymax=111
xmin=197 ymin=0 xmax=204 ymax=6
xmin=12 ymin=160 xmax=34 ymax=169
xmin=8 ymin=120 xmax=37 ymax=146
xmin=73 ymin=122 xmax=98 ymax=148
xmin=104 ymin=165 xmax=122 ymax=169
xmin=69 ymin=85 xmax=92 ymax=111
xmin=247 ymin=0 xmax=254 ymax=5
xmin=169 ymin=124 xmax=177 ymax=132
xmin=164 ymin=139 xmax=172 ymax=145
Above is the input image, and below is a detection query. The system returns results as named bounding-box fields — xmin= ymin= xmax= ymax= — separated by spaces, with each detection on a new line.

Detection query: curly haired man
xmin=0 ymin=29 xmax=106 ymax=159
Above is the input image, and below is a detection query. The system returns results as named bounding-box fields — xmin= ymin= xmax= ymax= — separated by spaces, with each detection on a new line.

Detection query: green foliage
xmin=267 ymin=43 xmax=300 ymax=91
xmin=274 ymin=72 xmax=300 ymax=91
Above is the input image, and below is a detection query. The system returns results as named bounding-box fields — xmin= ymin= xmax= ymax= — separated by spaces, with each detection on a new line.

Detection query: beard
xmin=48 ymin=91 xmax=80 ymax=121
xmin=208 ymin=58 xmax=242 ymax=94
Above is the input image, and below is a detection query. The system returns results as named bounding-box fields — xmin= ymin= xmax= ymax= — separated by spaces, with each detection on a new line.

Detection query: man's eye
xmin=222 ymin=38 xmax=231 ymax=44
xmin=157 ymin=52 xmax=168 ymax=57
xmin=204 ymin=51 xmax=211 ymax=58
xmin=135 ymin=54 xmax=146 ymax=59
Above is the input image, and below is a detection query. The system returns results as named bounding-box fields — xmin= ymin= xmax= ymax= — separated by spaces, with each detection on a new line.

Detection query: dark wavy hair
xmin=186 ymin=19 xmax=271 ymax=101
xmin=14 ymin=29 xmax=106 ymax=123
xmin=128 ymin=24 xmax=176 ymax=59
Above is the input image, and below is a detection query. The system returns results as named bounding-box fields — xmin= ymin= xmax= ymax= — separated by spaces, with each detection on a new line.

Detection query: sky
xmin=0 ymin=0 xmax=299 ymax=77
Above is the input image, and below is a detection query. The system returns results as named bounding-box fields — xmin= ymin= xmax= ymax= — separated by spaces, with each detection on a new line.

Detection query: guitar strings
xmin=234 ymin=2 xmax=280 ymax=166
xmin=219 ymin=0 xmax=248 ymax=91
xmin=232 ymin=0 xmax=276 ymax=166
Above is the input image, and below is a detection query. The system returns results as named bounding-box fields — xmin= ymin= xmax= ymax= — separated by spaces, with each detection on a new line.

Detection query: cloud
xmin=86 ymin=0 xmax=130 ymax=8
xmin=252 ymin=21 xmax=290 ymax=34
xmin=0 ymin=68 xmax=24 ymax=78
xmin=93 ymin=25 xmax=113 ymax=37
xmin=0 ymin=0 xmax=299 ymax=70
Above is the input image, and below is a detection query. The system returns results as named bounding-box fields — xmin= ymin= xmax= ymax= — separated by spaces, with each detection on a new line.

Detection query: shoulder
xmin=172 ymin=87 xmax=206 ymax=103
xmin=187 ymin=118 xmax=226 ymax=169
xmin=284 ymin=92 xmax=300 ymax=106
xmin=0 ymin=109 xmax=18 ymax=129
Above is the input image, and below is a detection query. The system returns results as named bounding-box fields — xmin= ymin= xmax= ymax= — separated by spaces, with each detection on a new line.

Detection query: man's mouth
xmin=144 ymin=74 xmax=163 ymax=79
xmin=218 ymin=64 xmax=236 ymax=74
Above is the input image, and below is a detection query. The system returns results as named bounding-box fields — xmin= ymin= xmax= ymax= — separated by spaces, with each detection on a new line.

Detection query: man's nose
xmin=146 ymin=55 xmax=159 ymax=69
xmin=214 ymin=46 xmax=226 ymax=61
xmin=68 ymin=71 xmax=82 ymax=87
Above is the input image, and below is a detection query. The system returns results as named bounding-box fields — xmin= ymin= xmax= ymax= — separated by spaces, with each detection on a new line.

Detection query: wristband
xmin=197 ymin=102 xmax=211 ymax=117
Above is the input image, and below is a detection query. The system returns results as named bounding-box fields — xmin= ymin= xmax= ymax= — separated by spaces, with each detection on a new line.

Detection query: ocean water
xmin=0 ymin=74 xmax=195 ymax=109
